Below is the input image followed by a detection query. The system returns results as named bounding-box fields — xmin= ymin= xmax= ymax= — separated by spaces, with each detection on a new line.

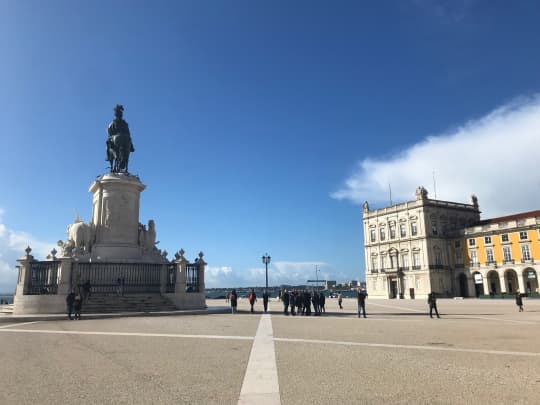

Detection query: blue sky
xmin=1 ymin=1 xmax=540 ymax=291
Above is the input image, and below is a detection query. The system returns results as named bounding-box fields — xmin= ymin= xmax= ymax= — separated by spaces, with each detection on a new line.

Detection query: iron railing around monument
xmin=75 ymin=263 xmax=162 ymax=294
xmin=27 ymin=261 xmax=59 ymax=295
xmin=186 ymin=264 xmax=199 ymax=293
xmin=165 ymin=264 xmax=176 ymax=293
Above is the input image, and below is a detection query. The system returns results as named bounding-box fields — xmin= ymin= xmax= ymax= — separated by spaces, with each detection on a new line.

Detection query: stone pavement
xmin=1 ymin=297 xmax=539 ymax=404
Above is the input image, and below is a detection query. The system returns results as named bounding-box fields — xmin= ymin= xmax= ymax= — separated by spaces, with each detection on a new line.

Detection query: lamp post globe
xmin=262 ymin=253 xmax=271 ymax=290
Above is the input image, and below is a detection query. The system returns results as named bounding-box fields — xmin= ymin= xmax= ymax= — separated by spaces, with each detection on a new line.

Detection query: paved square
xmin=1 ymin=297 xmax=539 ymax=404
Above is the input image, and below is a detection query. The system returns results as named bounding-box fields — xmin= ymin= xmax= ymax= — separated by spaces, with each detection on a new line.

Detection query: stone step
xmin=80 ymin=294 xmax=177 ymax=313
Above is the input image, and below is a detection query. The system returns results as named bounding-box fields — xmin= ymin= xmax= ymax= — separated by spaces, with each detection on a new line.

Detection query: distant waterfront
xmin=205 ymin=287 xmax=359 ymax=299
xmin=0 ymin=294 xmax=13 ymax=304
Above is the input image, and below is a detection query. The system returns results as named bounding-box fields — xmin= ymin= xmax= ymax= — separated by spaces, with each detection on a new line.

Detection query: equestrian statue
xmin=106 ymin=104 xmax=135 ymax=173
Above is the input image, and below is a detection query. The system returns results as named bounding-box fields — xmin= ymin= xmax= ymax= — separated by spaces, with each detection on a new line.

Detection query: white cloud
xmin=205 ymin=261 xmax=349 ymax=288
xmin=332 ymin=95 xmax=540 ymax=218
xmin=0 ymin=210 xmax=56 ymax=293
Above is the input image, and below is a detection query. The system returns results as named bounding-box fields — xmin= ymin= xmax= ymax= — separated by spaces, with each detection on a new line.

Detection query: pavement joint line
xmin=368 ymin=302 xmax=425 ymax=313
xmin=0 ymin=321 xmax=40 ymax=329
xmin=273 ymin=337 xmax=540 ymax=357
xmin=0 ymin=328 xmax=255 ymax=341
xmin=238 ymin=314 xmax=281 ymax=405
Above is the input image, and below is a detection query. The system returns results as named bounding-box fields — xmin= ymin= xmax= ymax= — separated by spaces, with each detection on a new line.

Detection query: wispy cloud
xmin=411 ymin=0 xmax=476 ymax=24
xmin=332 ymin=95 xmax=540 ymax=218
xmin=0 ymin=209 xmax=56 ymax=292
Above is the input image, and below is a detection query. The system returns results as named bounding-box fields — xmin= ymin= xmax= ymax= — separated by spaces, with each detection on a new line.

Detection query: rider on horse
xmin=106 ymin=104 xmax=135 ymax=172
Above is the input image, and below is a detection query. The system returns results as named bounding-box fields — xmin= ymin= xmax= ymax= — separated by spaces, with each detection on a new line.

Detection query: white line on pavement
xmin=0 ymin=328 xmax=254 ymax=340
xmin=0 ymin=321 xmax=40 ymax=329
xmin=238 ymin=314 xmax=281 ymax=405
xmin=274 ymin=337 xmax=540 ymax=357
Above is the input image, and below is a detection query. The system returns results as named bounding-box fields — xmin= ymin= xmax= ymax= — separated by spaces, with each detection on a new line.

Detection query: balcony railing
xmin=411 ymin=265 xmax=421 ymax=270
xmin=503 ymin=259 xmax=514 ymax=265
xmin=521 ymin=259 xmax=535 ymax=264
xmin=399 ymin=266 xmax=409 ymax=271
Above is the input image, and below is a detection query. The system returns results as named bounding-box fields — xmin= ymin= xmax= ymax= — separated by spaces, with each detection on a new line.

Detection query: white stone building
xmin=363 ymin=187 xmax=480 ymax=299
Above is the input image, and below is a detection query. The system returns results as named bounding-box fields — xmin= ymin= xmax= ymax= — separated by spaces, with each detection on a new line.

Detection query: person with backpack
xmin=230 ymin=289 xmax=238 ymax=314
xmin=248 ymin=289 xmax=257 ymax=313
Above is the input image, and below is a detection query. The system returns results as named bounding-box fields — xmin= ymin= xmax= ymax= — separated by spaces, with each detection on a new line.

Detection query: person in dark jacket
xmin=312 ymin=290 xmax=320 ymax=316
xmin=262 ymin=289 xmax=269 ymax=313
xmin=304 ymin=290 xmax=311 ymax=316
xmin=357 ymin=288 xmax=367 ymax=318
xmin=66 ymin=291 xmax=76 ymax=320
xmin=515 ymin=291 xmax=524 ymax=312
xmin=319 ymin=292 xmax=326 ymax=313
xmin=282 ymin=289 xmax=290 ymax=315
xmin=82 ymin=280 xmax=92 ymax=304
xmin=289 ymin=291 xmax=296 ymax=316
xmin=230 ymin=289 xmax=238 ymax=314
xmin=428 ymin=292 xmax=440 ymax=318
xmin=296 ymin=291 xmax=303 ymax=315
xmin=73 ymin=294 xmax=82 ymax=320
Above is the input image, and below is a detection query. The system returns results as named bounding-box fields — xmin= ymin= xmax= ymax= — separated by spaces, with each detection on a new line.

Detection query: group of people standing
xmin=280 ymin=289 xmax=326 ymax=316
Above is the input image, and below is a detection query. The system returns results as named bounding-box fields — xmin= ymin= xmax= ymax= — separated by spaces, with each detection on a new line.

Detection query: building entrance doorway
xmin=390 ymin=280 xmax=398 ymax=299
xmin=458 ymin=273 xmax=468 ymax=298
xmin=523 ymin=269 xmax=538 ymax=295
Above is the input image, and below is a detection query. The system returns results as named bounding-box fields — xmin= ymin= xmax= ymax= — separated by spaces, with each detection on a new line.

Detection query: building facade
xmin=364 ymin=187 xmax=540 ymax=299
xmin=453 ymin=211 xmax=540 ymax=297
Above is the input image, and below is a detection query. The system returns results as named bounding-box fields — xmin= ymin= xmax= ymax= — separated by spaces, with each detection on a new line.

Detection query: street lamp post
xmin=262 ymin=253 xmax=271 ymax=290
xmin=315 ymin=264 xmax=320 ymax=291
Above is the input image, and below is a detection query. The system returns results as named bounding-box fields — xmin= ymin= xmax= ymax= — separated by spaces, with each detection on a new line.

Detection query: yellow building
xmin=453 ymin=210 xmax=540 ymax=297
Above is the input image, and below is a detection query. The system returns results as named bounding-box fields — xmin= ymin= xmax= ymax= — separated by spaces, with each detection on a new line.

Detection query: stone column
xmin=57 ymin=257 xmax=74 ymax=295
xmin=175 ymin=257 xmax=187 ymax=294
xmin=482 ymin=273 xmax=490 ymax=295
xmin=197 ymin=252 xmax=206 ymax=292
xmin=15 ymin=247 xmax=34 ymax=296
xmin=499 ymin=274 xmax=507 ymax=293
xmin=517 ymin=271 xmax=526 ymax=294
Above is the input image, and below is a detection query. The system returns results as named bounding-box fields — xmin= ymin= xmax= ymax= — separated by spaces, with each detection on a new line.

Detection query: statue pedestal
xmin=89 ymin=173 xmax=145 ymax=261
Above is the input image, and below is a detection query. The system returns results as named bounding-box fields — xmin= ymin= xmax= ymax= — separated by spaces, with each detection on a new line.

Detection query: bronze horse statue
xmin=106 ymin=105 xmax=135 ymax=173
xmin=107 ymin=133 xmax=133 ymax=172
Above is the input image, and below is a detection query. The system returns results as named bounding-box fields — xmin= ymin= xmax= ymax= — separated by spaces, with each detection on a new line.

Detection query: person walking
xmin=66 ymin=290 xmax=76 ymax=320
xmin=357 ymin=288 xmax=367 ymax=318
xmin=338 ymin=293 xmax=343 ymax=309
xmin=73 ymin=294 xmax=82 ymax=320
xmin=262 ymin=289 xmax=269 ymax=313
xmin=225 ymin=291 xmax=230 ymax=304
xmin=515 ymin=291 xmax=524 ymax=312
xmin=230 ymin=289 xmax=238 ymax=314
xmin=428 ymin=292 xmax=440 ymax=318
xmin=248 ymin=289 xmax=257 ymax=313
